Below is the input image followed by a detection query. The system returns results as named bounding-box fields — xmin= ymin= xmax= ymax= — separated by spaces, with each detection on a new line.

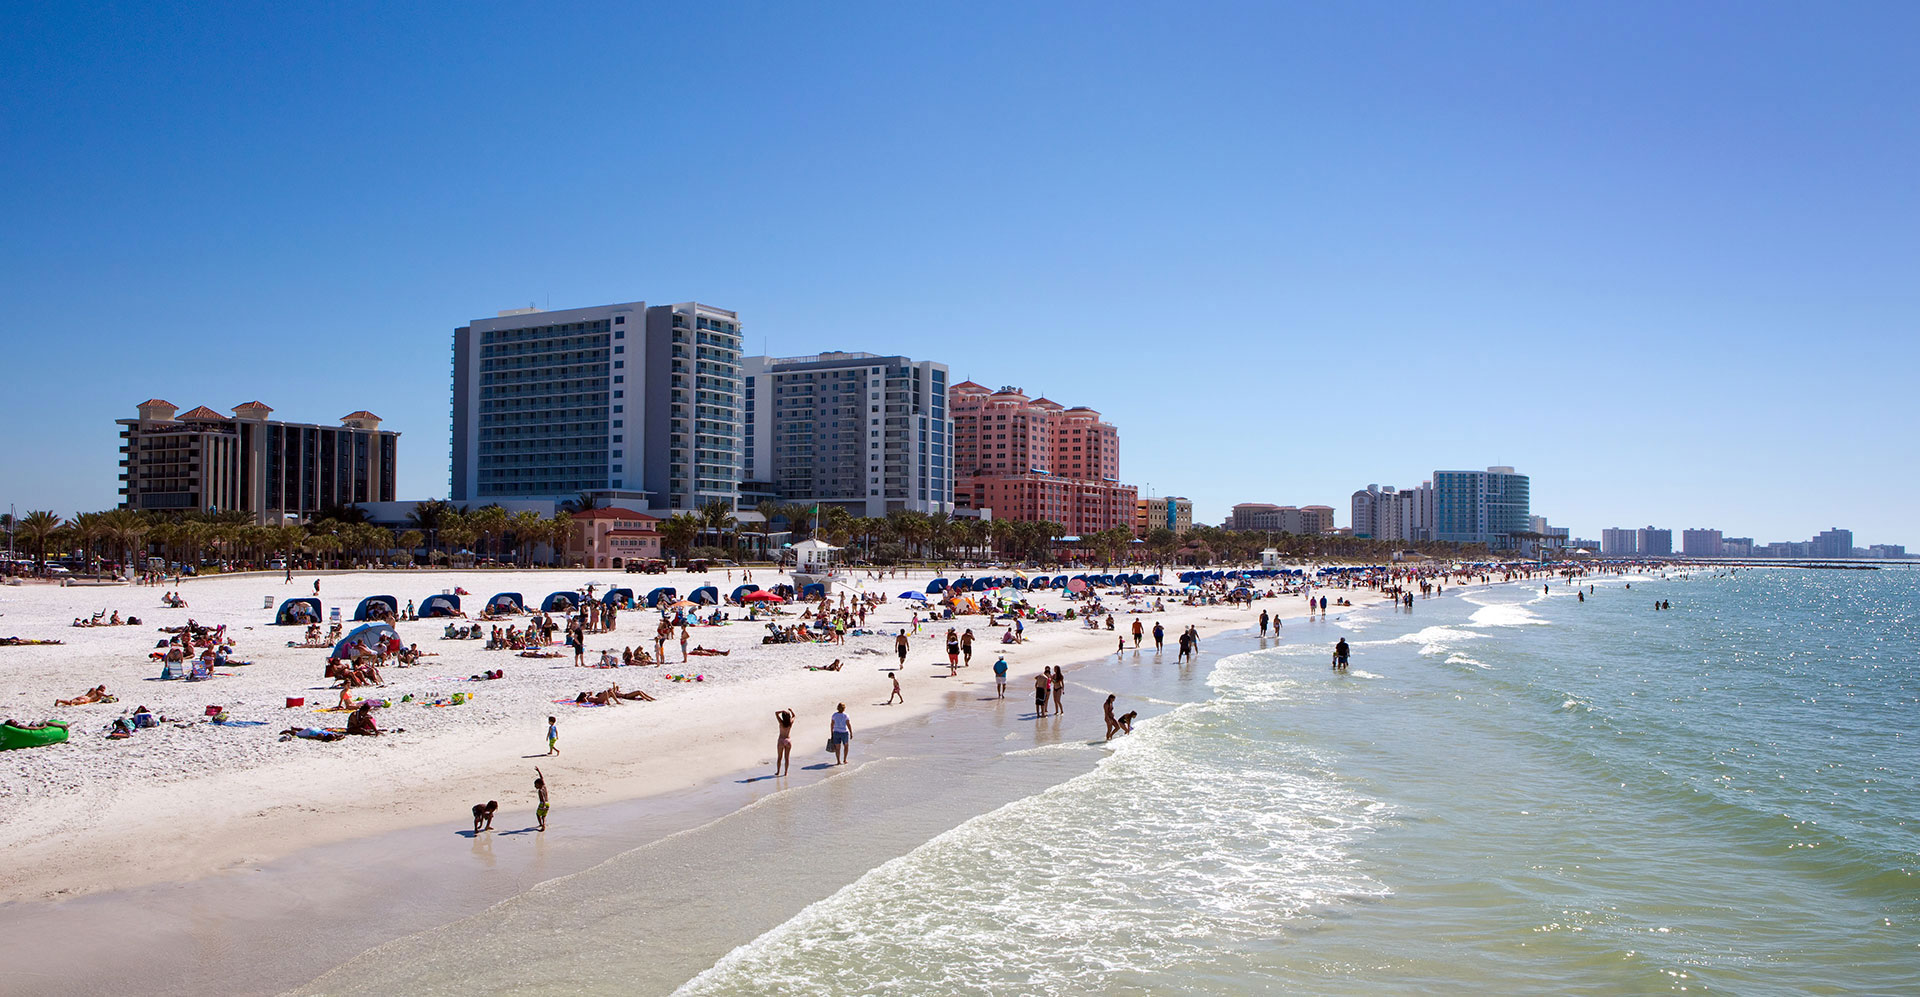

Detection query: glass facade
xmin=1433 ymin=469 xmax=1530 ymax=549
xmin=475 ymin=319 xmax=612 ymax=496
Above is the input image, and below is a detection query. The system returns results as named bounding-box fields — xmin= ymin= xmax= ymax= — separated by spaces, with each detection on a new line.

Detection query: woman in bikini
xmin=774 ymin=708 xmax=795 ymax=776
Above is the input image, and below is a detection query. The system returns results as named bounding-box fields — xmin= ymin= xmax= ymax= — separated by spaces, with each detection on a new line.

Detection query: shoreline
xmin=1 ymin=592 xmax=1354 ymax=997
xmin=0 ymin=567 xmax=1371 ymax=907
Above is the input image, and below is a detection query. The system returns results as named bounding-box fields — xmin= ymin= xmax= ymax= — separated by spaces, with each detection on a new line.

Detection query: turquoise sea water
xmin=300 ymin=569 xmax=1918 ymax=995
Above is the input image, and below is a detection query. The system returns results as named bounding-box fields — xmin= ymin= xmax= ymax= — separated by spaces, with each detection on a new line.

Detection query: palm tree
xmin=407 ymin=499 xmax=455 ymax=557
xmin=508 ymin=510 xmax=545 ymax=565
xmin=887 ymin=510 xmax=930 ymax=560
xmin=100 ymin=508 xmax=151 ymax=573
xmin=659 ymin=513 xmax=701 ymax=561
xmin=560 ymin=492 xmax=604 ymax=514
xmin=468 ymin=505 xmax=509 ymax=562
xmin=546 ymin=511 xmax=572 ymax=567
xmin=925 ymin=510 xmax=953 ymax=561
xmin=439 ymin=515 xmax=477 ymax=563
xmin=820 ymin=505 xmax=857 ymax=548
xmin=698 ymin=499 xmax=737 ymax=553
xmin=16 ymin=510 xmax=62 ymax=572
xmin=989 ymin=518 xmax=1016 ymax=560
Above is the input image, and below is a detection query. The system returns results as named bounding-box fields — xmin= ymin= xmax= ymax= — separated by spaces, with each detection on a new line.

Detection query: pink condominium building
xmin=949 ymin=382 xmax=1137 ymax=536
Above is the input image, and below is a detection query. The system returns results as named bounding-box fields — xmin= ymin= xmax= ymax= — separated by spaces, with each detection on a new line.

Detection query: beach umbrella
xmin=898 ymin=591 xmax=928 ymax=601
xmin=742 ymin=590 xmax=785 ymax=603
xmin=670 ymin=599 xmax=698 ymax=609
xmin=1067 ymin=578 xmax=1089 ymax=594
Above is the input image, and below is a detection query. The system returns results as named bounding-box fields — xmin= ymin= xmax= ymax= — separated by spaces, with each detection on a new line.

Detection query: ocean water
xmin=302 ymin=569 xmax=1920 ymax=996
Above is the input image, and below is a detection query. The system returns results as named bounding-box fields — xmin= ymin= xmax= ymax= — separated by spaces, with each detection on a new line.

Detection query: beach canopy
xmin=742 ymin=590 xmax=785 ymax=603
xmin=645 ymin=587 xmax=677 ymax=607
xmin=274 ymin=598 xmax=321 ymax=625
xmin=925 ymin=578 xmax=949 ymax=594
xmin=730 ymin=584 xmax=761 ymax=603
xmin=541 ymin=592 xmax=579 ymax=614
xmin=898 ymin=591 xmax=928 ymax=601
xmin=800 ymin=582 xmax=826 ymax=600
xmin=600 ymin=587 xmax=634 ymax=607
xmin=419 ymin=593 xmax=461 ymax=618
xmin=352 ymin=595 xmax=398 ymax=621
xmin=689 ymin=585 xmax=720 ymax=605
xmin=951 ymin=577 xmax=974 ymax=592
xmin=331 ymin=622 xmax=397 ymax=660
xmin=486 ymin=592 xmax=524 ymax=614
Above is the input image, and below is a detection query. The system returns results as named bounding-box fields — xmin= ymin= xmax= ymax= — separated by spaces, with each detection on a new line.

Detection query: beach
xmin=0 ymin=566 xmax=1347 ymax=911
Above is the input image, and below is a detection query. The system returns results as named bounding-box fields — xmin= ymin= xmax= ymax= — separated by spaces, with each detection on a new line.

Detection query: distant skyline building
xmin=1811 ymin=527 xmax=1854 ymax=559
xmin=1352 ymin=482 xmax=1433 ymax=542
xmin=1135 ymin=496 xmax=1193 ymax=536
xmin=1433 ymin=467 xmax=1530 ymax=549
xmin=118 ymin=399 xmax=398 ymax=524
xmin=1637 ymin=526 xmax=1673 ymax=557
xmin=1229 ymin=502 xmax=1336 ymax=535
xmin=450 ymin=300 xmax=742 ymax=513
xmin=740 ymin=351 xmax=952 ymax=517
xmin=949 ymin=383 xmax=1136 ymax=536
xmin=1600 ymin=527 xmax=1638 ymax=556
xmin=1682 ymin=528 xmax=1724 ymax=557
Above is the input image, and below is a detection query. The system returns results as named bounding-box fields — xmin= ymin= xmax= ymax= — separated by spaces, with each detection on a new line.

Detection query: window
xmin=614 ymin=316 xmax=624 ymax=325
xmin=614 ymin=360 xmax=624 ymax=368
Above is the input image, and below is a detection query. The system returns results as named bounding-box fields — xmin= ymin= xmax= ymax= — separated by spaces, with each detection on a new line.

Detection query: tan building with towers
xmin=117 ymin=399 xmax=399 ymax=523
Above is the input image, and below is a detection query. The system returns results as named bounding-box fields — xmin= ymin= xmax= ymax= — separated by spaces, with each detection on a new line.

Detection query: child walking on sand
xmin=546 ymin=715 xmax=559 ymax=756
xmin=534 ymin=767 xmax=550 ymax=831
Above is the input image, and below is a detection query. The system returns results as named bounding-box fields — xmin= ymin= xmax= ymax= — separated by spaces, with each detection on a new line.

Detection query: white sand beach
xmin=0 ymin=566 xmax=1361 ymax=904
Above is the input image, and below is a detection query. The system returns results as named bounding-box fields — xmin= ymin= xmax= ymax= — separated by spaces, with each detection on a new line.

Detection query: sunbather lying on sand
xmin=805 ymin=659 xmax=845 ymax=671
xmin=55 ymin=685 xmax=115 ymax=707
xmin=688 ymin=646 xmax=730 ymax=656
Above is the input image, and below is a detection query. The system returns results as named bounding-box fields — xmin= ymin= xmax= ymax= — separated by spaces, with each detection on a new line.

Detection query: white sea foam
xmin=675 ymin=667 xmax=1387 ymax=996
xmin=1467 ymin=603 xmax=1550 ymax=628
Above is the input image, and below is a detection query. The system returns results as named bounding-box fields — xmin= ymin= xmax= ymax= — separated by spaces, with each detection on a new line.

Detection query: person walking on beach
xmin=829 ymin=703 xmax=852 ymax=765
xmin=1259 ymin=610 xmax=1269 ymax=636
xmin=774 ymin=709 xmax=795 ymax=776
xmin=1333 ymin=637 xmax=1350 ymax=671
xmin=1153 ymin=621 xmax=1164 ymax=652
xmin=1131 ymin=618 xmax=1143 ymax=648
xmin=895 ymin=630 xmax=910 ymax=669
xmin=1117 ymin=635 xmax=1126 ymax=657
xmin=680 ymin=624 xmax=691 ymax=663
xmin=993 ymin=655 xmax=1008 ymax=698
xmin=546 ymin=716 xmax=560 ymax=755
xmin=886 ymin=670 xmax=904 ymax=705
xmin=1033 ymin=671 xmax=1051 ymax=718
xmin=1051 ymin=665 xmax=1065 ymax=715
xmin=961 ymin=628 xmax=975 ymax=667
xmin=1104 ymin=694 xmax=1120 ymax=740
xmin=946 ymin=629 xmax=961 ymax=676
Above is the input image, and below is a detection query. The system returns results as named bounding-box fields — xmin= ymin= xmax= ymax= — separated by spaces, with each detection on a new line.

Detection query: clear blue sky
xmin=3 ymin=2 xmax=1915 ymax=546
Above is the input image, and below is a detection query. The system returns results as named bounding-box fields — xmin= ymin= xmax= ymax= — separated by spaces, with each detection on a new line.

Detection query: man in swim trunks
xmin=1333 ymin=638 xmax=1350 ymax=670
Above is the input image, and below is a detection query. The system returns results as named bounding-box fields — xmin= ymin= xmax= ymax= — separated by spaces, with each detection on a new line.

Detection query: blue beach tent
xmin=274 ymin=598 xmax=322 ymax=625
xmin=352 ymin=595 xmax=398 ymax=621
xmin=486 ymin=592 xmax=524 ymax=614
xmin=419 ymin=593 xmax=461 ymax=618
xmin=542 ymin=592 xmax=579 ymax=614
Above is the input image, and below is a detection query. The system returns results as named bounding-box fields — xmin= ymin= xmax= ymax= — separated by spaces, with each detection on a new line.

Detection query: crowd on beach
xmin=0 ymin=557 xmax=1673 ymax=895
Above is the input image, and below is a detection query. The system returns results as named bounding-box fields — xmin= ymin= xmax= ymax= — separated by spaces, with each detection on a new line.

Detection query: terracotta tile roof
xmin=138 ymin=398 xmax=176 ymax=408
xmin=234 ymin=400 xmax=273 ymax=410
xmin=340 ymin=410 xmax=382 ymax=421
xmin=949 ymin=381 xmax=990 ymax=393
xmin=571 ymin=507 xmax=659 ymax=521
xmin=176 ymin=405 xmax=228 ymax=420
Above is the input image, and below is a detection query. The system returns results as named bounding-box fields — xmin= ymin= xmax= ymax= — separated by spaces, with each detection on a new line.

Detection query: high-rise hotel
xmin=1432 ymin=466 xmax=1530 ymax=549
xmin=740 ymin=351 xmax=953 ymax=517
xmin=450 ymin=301 xmax=742 ymax=513
xmin=949 ymin=382 xmax=1137 ymax=535
xmin=118 ymin=400 xmax=398 ymax=523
